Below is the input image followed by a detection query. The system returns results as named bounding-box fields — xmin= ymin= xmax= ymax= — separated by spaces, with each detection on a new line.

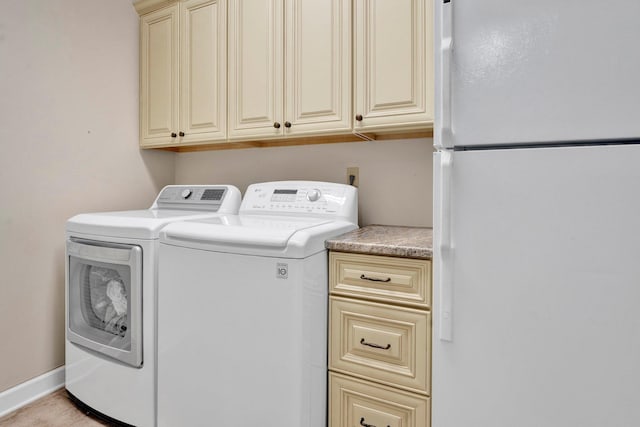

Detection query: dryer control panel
xmin=152 ymin=185 xmax=242 ymax=213
xmin=241 ymin=181 xmax=358 ymax=223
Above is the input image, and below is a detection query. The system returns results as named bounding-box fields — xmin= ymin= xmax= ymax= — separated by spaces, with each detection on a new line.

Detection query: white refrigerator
xmin=433 ymin=1 xmax=640 ymax=426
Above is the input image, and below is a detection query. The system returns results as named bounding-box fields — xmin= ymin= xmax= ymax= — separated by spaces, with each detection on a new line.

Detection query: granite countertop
xmin=326 ymin=225 xmax=433 ymax=259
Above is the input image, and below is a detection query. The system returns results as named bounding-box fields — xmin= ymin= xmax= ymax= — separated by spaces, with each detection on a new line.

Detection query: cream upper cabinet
xmin=136 ymin=0 xmax=434 ymax=150
xmin=228 ymin=0 xmax=351 ymax=141
xmin=284 ymin=0 xmax=351 ymax=136
xmin=140 ymin=5 xmax=179 ymax=147
xmin=139 ymin=0 xmax=227 ymax=147
xmin=353 ymin=0 xmax=434 ymax=133
xmin=227 ymin=0 xmax=283 ymax=140
xmin=180 ymin=0 xmax=227 ymax=144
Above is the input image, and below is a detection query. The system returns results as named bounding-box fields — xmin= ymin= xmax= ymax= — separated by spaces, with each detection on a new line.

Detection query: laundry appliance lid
xmin=66 ymin=209 xmax=229 ymax=240
xmin=65 ymin=185 xmax=242 ymax=240
xmin=160 ymin=214 xmax=358 ymax=258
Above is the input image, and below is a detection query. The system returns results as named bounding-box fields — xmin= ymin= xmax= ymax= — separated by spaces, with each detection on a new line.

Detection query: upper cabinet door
xmin=228 ymin=0 xmax=284 ymax=140
xmin=140 ymin=5 xmax=179 ymax=147
xmin=354 ymin=0 xmax=434 ymax=132
xmin=284 ymin=0 xmax=351 ymax=136
xmin=180 ymin=0 xmax=227 ymax=143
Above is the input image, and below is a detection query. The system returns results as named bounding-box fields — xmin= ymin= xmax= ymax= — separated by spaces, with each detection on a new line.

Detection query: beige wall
xmin=0 ymin=0 xmax=174 ymax=393
xmin=175 ymin=138 xmax=434 ymax=227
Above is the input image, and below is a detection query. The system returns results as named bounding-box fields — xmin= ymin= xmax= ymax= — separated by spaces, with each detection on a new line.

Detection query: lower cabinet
xmin=330 ymin=297 xmax=431 ymax=395
xmin=330 ymin=373 xmax=430 ymax=427
xmin=329 ymin=251 xmax=432 ymax=427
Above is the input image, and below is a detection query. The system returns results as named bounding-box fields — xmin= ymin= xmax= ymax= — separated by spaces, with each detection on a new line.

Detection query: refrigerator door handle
xmin=436 ymin=0 xmax=454 ymax=149
xmin=438 ymin=151 xmax=454 ymax=341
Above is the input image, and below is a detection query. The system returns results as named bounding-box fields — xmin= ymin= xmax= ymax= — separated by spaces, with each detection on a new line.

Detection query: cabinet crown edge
xmin=134 ymin=0 xmax=179 ymax=15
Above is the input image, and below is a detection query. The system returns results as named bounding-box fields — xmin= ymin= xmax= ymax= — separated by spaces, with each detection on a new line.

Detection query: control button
xmin=181 ymin=189 xmax=192 ymax=199
xmin=307 ymin=189 xmax=321 ymax=202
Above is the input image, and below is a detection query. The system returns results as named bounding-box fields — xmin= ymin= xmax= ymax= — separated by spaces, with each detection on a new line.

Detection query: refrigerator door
xmin=433 ymin=145 xmax=640 ymax=426
xmin=435 ymin=0 xmax=640 ymax=149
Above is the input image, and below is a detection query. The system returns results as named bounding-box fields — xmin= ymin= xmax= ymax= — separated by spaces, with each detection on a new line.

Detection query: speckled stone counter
xmin=325 ymin=225 xmax=433 ymax=260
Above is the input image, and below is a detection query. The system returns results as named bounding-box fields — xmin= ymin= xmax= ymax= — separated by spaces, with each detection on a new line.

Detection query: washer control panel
xmin=266 ymin=188 xmax=330 ymax=212
xmin=241 ymin=181 xmax=357 ymax=221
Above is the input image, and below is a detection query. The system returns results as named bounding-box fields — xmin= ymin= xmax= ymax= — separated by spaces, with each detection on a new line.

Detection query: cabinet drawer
xmin=330 ymin=297 xmax=430 ymax=394
xmin=329 ymin=372 xmax=430 ymax=427
xmin=330 ymin=252 xmax=431 ymax=308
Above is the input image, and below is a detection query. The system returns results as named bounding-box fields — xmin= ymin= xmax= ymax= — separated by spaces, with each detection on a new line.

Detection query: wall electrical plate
xmin=347 ymin=167 xmax=359 ymax=187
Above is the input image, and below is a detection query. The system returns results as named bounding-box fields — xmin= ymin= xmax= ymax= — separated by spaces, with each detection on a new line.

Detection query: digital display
xmin=201 ymin=189 xmax=225 ymax=201
xmin=273 ymin=189 xmax=298 ymax=195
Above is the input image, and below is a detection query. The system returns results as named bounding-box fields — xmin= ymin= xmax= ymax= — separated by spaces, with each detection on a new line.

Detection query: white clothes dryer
xmin=65 ymin=185 xmax=241 ymax=427
xmin=157 ymin=181 xmax=358 ymax=427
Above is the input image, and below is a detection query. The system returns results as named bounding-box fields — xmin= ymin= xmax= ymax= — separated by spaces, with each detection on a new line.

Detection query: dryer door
xmin=67 ymin=239 xmax=142 ymax=368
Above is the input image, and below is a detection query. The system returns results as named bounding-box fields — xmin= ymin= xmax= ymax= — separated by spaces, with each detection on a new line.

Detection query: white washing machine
xmin=157 ymin=181 xmax=358 ymax=427
xmin=65 ymin=185 xmax=241 ymax=427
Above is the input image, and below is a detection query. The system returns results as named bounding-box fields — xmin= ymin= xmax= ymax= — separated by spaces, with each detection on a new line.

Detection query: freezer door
xmin=433 ymin=145 xmax=640 ymax=426
xmin=435 ymin=0 xmax=640 ymax=148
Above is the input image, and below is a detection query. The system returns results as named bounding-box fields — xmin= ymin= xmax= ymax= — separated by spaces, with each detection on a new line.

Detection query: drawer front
xmin=330 ymin=252 xmax=431 ymax=308
xmin=329 ymin=372 xmax=430 ymax=427
xmin=330 ymin=297 xmax=430 ymax=394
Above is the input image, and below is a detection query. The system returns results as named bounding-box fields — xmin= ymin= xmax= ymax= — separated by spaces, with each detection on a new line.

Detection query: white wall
xmin=175 ymin=138 xmax=434 ymax=227
xmin=0 ymin=0 xmax=174 ymax=393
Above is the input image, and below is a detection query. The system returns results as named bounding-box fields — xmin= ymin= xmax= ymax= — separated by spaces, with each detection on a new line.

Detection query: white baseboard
xmin=0 ymin=366 xmax=65 ymax=418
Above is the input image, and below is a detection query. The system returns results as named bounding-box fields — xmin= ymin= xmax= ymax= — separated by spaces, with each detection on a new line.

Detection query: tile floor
xmin=0 ymin=389 xmax=109 ymax=427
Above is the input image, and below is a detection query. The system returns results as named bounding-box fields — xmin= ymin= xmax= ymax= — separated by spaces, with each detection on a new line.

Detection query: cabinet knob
xmin=171 ymin=132 xmax=177 ymax=138
xmin=179 ymin=131 xmax=185 ymax=137
xmin=284 ymin=121 xmax=292 ymax=128
xmin=273 ymin=122 xmax=281 ymax=129
xmin=355 ymin=114 xmax=363 ymax=122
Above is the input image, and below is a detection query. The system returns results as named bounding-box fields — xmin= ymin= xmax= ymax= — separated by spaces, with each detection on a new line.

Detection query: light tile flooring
xmin=0 ymin=389 xmax=110 ymax=427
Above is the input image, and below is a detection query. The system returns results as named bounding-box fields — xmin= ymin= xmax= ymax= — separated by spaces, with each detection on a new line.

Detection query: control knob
xmin=181 ymin=189 xmax=192 ymax=199
xmin=307 ymin=189 xmax=321 ymax=202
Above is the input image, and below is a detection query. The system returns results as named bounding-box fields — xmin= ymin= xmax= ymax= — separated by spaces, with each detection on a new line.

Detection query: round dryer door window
xmin=82 ymin=266 xmax=130 ymax=339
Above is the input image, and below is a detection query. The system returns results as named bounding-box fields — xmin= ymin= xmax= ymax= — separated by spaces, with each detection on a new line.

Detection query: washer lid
xmin=66 ymin=210 xmax=228 ymax=240
xmin=160 ymin=215 xmax=358 ymax=258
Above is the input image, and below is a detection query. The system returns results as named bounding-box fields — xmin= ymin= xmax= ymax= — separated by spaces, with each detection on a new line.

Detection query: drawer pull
xmin=360 ymin=338 xmax=391 ymax=350
xmin=360 ymin=417 xmax=390 ymax=427
xmin=359 ymin=274 xmax=391 ymax=283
